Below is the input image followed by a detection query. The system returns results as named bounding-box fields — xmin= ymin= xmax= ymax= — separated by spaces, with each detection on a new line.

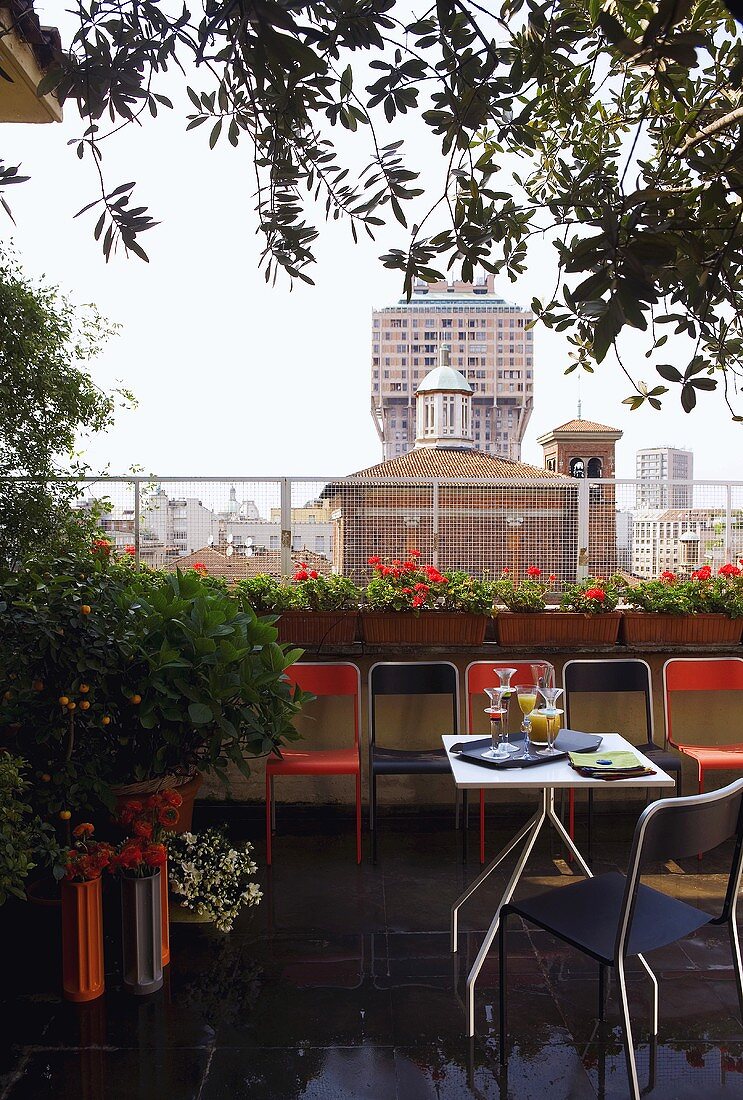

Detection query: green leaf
xmin=188 ymin=702 xmax=213 ymax=725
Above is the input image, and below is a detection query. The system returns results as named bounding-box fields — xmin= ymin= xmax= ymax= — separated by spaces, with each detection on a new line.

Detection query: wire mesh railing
xmin=3 ymin=475 xmax=742 ymax=586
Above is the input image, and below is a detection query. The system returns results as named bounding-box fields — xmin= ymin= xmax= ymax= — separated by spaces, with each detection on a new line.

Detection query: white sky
xmin=3 ymin=5 xmax=743 ymax=482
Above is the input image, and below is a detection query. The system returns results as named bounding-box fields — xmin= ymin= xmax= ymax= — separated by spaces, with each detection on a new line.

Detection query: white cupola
xmin=415 ymin=345 xmax=474 ymax=449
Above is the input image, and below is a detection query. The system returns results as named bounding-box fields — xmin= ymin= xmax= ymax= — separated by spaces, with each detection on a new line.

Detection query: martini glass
xmin=483 ymin=687 xmax=510 ymax=760
xmin=494 ymin=667 xmax=518 ymax=753
xmin=536 ymin=685 xmax=564 ymax=756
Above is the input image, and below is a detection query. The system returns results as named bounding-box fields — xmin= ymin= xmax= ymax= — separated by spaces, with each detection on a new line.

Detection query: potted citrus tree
xmin=619 ymin=565 xmax=743 ymax=645
xmin=361 ymin=553 xmax=494 ymax=644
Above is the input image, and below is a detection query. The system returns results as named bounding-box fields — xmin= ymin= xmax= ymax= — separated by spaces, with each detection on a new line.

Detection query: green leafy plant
xmin=617 ymin=572 xmax=696 ymax=615
xmin=0 ymin=753 xmax=62 ymax=903
xmin=560 ymin=577 xmax=620 ymax=615
xmin=690 ymin=563 xmax=743 ymax=617
xmin=493 ymin=566 xmax=552 ymax=613
xmin=289 ymin=567 xmax=361 ymax=611
xmin=235 ymin=574 xmax=295 ymax=615
xmin=364 ymin=553 xmax=494 ymax=614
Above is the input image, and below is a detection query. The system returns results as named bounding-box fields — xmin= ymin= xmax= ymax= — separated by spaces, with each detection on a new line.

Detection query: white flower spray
xmin=167 ymin=828 xmax=262 ymax=932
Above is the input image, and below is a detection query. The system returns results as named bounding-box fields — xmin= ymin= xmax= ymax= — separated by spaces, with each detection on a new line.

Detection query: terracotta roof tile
xmin=550 ymin=418 xmax=621 ymax=434
xmin=161 ymin=547 xmax=332 ymax=582
xmin=348 ymin=447 xmax=565 ymax=480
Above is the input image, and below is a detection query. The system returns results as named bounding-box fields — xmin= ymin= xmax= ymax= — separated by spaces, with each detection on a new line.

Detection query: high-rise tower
xmin=370 ymin=274 xmax=534 ymax=460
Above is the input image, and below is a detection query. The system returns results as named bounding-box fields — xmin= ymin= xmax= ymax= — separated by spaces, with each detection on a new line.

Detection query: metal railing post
xmin=280 ymin=478 xmax=292 ymax=579
xmin=133 ymin=478 xmax=141 ymax=568
xmin=577 ymin=479 xmax=590 ymax=581
xmin=432 ymin=479 xmax=440 ymax=568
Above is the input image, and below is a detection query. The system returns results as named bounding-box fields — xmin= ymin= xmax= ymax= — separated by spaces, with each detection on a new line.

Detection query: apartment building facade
xmin=636 ymin=447 xmax=694 ymax=508
xmin=370 ymin=275 xmax=534 ymax=460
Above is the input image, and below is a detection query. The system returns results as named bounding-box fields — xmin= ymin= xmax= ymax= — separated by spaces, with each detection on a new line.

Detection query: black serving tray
xmin=449 ymin=729 xmax=603 ymax=770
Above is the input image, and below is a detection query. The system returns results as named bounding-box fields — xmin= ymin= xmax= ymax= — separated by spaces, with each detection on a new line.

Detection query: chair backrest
xmin=368 ymin=661 xmax=459 ymax=747
xmin=465 ymin=660 xmax=553 ymax=734
xmin=284 ymin=662 xmax=361 ymax=748
xmin=563 ymin=659 xmax=655 ymax=747
xmin=663 ymin=657 xmax=743 ymax=749
xmin=617 ymin=778 xmax=743 ymax=959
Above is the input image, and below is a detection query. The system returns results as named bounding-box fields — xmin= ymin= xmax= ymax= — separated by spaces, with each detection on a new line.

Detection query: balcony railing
xmin=3 ymin=475 xmax=742 ymax=585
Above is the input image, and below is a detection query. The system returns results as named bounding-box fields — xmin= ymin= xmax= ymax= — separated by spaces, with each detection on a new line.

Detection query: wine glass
xmin=516 ymin=684 xmax=538 ymax=746
xmin=483 ymin=687 xmax=511 ymax=760
xmin=493 ymin=669 xmax=520 ymax=754
xmin=530 ymin=662 xmax=554 ymax=692
xmin=536 ymin=685 xmax=564 ymax=756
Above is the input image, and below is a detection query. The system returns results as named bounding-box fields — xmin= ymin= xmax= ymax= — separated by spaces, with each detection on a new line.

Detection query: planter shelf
xmin=276 ymin=610 xmax=358 ymax=645
xmin=620 ymin=613 xmax=743 ymax=646
xmin=361 ymin=611 xmax=489 ymax=646
xmin=495 ymin=612 xmax=622 ymax=647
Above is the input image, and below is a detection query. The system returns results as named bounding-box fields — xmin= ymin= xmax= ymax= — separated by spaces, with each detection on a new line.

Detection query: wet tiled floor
xmin=2 ymin=804 xmax=743 ymax=1099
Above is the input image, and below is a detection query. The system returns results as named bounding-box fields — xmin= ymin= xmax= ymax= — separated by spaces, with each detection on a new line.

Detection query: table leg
xmin=464 ymin=790 xmax=548 ymax=1036
xmin=451 ymin=798 xmax=545 ymax=952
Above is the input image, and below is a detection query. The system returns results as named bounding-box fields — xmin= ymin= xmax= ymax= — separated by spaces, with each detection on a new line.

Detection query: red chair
xmin=663 ymin=657 xmax=743 ymax=799
xmin=266 ymin=662 xmax=362 ymax=865
xmin=465 ymin=660 xmax=553 ymax=864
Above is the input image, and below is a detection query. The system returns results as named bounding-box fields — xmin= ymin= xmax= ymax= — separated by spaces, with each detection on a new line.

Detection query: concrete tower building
xmin=370 ymin=274 xmax=534 ymax=460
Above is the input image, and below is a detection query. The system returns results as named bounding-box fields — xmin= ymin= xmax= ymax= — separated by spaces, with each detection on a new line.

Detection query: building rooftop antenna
xmin=577 ymin=373 xmax=582 ymax=421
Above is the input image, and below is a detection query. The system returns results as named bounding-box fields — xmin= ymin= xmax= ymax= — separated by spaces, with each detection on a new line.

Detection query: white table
xmin=443 ymin=733 xmax=676 ymax=1036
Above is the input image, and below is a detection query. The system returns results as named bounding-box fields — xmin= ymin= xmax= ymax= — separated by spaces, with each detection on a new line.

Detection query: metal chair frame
xmin=498 ymin=778 xmax=743 ymax=1100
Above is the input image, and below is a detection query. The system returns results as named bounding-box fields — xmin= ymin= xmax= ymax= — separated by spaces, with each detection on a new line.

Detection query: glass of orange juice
xmin=516 ymin=685 xmax=538 ymax=744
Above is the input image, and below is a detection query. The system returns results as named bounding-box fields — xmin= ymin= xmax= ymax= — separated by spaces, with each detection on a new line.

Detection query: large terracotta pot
xmin=61 ymin=877 xmax=105 ymax=1002
xmin=121 ymin=870 xmax=163 ymax=996
xmin=361 ymin=611 xmax=489 ymax=645
xmin=620 ymin=612 xmax=743 ymax=646
xmin=276 ymin=610 xmax=358 ymax=645
xmin=112 ymin=771 xmax=202 ymax=834
xmin=495 ymin=611 xmax=622 ymax=647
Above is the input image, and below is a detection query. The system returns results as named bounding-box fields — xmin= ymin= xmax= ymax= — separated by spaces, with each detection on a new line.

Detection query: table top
xmin=442 ymin=733 xmax=676 ymax=791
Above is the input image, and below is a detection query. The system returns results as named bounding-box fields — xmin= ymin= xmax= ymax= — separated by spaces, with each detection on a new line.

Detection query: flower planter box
xmin=495 ymin=612 xmax=622 ymax=647
xmin=620 ymin=613 xmax=743 ymax=646
xmin=361 ymin=611 xmax=489 ymax=646
xmin=276 ymin=610 xmax=359 ymax=645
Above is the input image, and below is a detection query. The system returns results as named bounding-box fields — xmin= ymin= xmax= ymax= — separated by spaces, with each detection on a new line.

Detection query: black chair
xmin=498 ymin=777 xmax=743 ymax=1100
xmin=563 ymin=659 xmax=683 ymax=857
xmin=369 ymin=661 xmax=461 ymax=863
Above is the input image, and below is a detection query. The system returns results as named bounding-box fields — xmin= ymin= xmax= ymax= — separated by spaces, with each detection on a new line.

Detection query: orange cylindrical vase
xmin=160 ymin=859 xmax=170 ymax=966
xmin=61 ymin=877 xmax=105 ymax=1002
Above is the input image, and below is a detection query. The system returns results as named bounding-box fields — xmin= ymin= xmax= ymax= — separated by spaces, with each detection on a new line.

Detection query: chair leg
xmin=675 ymin=767 xmax=682 ymax=798
xmin=498 ymin=912 xmax=508 ymax=1067
xmin=588 ymin=789 xmax=594 ymax=863
xmin=479 ymin=789 xmax=486 ymax=865
xmin=729 ymin=914 xmax=743 ymax=1024
xmin=462 ymin=790 xmax=468 ymax=865
xmin=616 ymin=958 xmax=641 ymax=1100
xmin=370 ymin=771 xmax=378 ymax=864
xmin=355 ymin=770 xmax=362 ymax=865
xmin=265 ymin=772 xmax=273 ymax=867
xmin=698 ymin=765 xmax=705 ymax=861
xmin=598 ymin=964 xmax=606 ymax=1023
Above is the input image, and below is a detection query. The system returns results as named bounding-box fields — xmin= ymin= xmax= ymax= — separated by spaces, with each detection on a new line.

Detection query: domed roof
xmin=417 ymin=365 xmax=472 ymax=394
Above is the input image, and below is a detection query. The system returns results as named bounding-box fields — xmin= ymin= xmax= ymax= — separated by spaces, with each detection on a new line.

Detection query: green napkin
xmin=569 ymin=751 xmax=643 ymax=771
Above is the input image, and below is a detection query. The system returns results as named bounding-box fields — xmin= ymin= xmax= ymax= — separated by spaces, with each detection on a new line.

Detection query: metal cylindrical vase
xmin=61 ymin=877 xmax=105 ymax=1002
xmin=121 ymin=871 xmax=163 ymax=996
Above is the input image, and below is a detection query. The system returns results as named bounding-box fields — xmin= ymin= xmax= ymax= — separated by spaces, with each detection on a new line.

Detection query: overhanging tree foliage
xmin=0 ymin=247 xmax=129 ymax=565
xmin=11 ymin=0 xmax=743 ymax=416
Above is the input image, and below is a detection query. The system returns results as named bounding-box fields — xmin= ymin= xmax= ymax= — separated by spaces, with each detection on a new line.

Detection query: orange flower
xmin=72 ymin=822 xmax=95 ymax=839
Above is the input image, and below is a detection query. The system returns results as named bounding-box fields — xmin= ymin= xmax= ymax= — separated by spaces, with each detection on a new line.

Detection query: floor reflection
xmin=2 ymin=806 xmax=743 ymax=1098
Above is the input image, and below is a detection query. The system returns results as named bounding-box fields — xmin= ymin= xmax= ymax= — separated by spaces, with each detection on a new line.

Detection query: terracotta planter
xmin=361 ymin=611 xmax=489 ymax=646
xmin=113 ymin=771 xmax=202 ymax=834
xmin=620 ymin=612 xmax=743 ymax=646
xmin=61 ymin=877 xmax=105 ymax=1002
xmin=495 ymin=612 xmax=622 ymax=647
xmin=121 ymin=870 xmax=163 ymax=996
xmin=276 ymin=610 xmax=358 ymax=645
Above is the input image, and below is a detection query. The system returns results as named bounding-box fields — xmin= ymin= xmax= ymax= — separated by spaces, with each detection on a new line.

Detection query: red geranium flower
xmin=692 ymin=565 xmax=712 ymax=580
xmin=124 ymin=544 xmax=136 ymax=555
xmin=548 ymin=574 xmax=557 ymax=583
xmin=660 ymin=570 xmax=676 ymax=583
xmin=412 ymin=595 xmax=424 ymax=608
xmin=368 ymin=556 xmax=381 ymax=565
xmin=501 ymin=567 xmax=510 ymax=575
xmin=410 ymin=549 xmax=421 ymax=558
xmin=143 ymin=843 xmax=167 ymax=868
xmin=719 ymin=563 xmax=742 ymax=577
xmin=309 ymin=570 xmax=319 ymax=579
xmin=584 ymin=587 xmax=606 ymax=602
xmin=526 ymin=565 xmax=541 ymax=577
xmin=133 ymin=820 xmax=153 ymax=839
xmin=293 ymin=570 xmax=309 ymax=581
xmin=193 ymin=562 xmax=207 ymax=575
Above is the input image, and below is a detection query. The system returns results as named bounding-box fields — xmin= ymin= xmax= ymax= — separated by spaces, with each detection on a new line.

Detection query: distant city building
xmin=631 ymin=508 xmax=743 ymax=577
xmin=370 ymin=274 xmax=534 ymax=461
xmin=636 ymin=447 xmax=694 ymax=508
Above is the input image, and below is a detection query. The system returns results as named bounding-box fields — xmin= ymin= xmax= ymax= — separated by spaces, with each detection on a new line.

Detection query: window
xmin=269 ymin=535 xmax=279 ymax=549
xmin=315 ymin=536 xmax=325 ymax=552
xmin=424 ymin=395 xmax=435 ymax=435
